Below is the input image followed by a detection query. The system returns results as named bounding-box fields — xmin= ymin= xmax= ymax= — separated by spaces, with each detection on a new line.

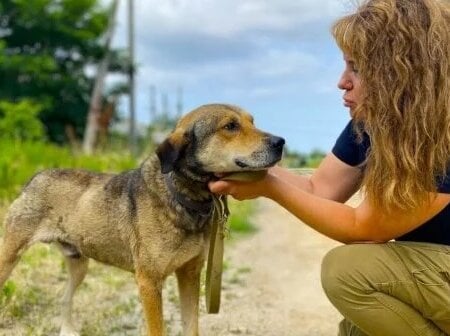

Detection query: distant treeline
xmin=282 ymin=148 xmax=326 ymax=168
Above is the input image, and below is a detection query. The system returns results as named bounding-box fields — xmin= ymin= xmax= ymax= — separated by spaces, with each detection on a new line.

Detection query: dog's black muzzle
xmin=268 ymin=135 xmax=285 ymax=158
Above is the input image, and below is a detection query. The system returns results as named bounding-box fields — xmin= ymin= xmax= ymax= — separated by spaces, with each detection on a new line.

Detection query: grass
xmin=227 ymin=199 xmax=257 ymax=235
xmin=0 ymin=139 xmax=136 ymax=202
xmin=0 ymin=240 xmax=144 ymax=335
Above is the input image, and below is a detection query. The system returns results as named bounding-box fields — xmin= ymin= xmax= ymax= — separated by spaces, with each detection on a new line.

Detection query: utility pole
xmin=150 ymin=85 xmax=157 ymax=121
xmin=128 ymin=0 xmax=137 ymax=155
xmin=161 ymin=92 xmax=169 ymax=117
xmin=176 ymin=86 xmax=183 ymax=117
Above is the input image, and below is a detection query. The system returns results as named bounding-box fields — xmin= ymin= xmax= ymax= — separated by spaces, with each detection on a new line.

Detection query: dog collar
xmin=164 ymin=173 xmax=213 ymax=216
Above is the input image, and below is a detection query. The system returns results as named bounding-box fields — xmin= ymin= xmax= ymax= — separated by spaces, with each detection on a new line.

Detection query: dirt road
xmin=198 ymin=198 xmax=346 ymax=336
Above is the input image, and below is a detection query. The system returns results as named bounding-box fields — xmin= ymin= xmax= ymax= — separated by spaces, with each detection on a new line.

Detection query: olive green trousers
xmin=321 ymin=242 xmax=450 ymax=336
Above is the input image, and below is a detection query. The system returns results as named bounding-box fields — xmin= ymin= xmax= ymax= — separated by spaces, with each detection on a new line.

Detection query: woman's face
xmin=338 ymin=54 xmax=363 ymax=117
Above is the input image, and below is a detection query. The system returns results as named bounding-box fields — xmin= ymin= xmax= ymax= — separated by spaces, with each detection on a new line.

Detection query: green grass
xmin=227 ymin=199 xmax=257 ymax=235
xmin=0 ymin=139 xmax=136 ymax=202
xmin=0 ymin=242 xmax=142 ymax=335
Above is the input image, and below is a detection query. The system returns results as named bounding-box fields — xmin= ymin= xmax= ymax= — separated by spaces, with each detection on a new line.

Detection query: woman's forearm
xmin=263 ymin=174 xmax=359 ymax=243
xmin=270 ymin=166 xmax=314 ymax=193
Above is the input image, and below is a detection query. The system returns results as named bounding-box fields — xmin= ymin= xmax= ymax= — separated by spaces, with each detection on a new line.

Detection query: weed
xmin=0 ymin=280 xmax=16 ymax=303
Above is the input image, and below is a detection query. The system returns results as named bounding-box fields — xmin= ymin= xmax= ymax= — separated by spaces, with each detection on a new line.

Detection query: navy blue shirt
xmin=332 ymin=120 xmax=450 ymax=245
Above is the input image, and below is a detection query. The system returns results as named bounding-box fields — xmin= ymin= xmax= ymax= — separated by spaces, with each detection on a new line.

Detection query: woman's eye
xmin=349 ymin=62 xmax=359 ymax=74
xmin=224 ymin=121 xmax=239 ymax=131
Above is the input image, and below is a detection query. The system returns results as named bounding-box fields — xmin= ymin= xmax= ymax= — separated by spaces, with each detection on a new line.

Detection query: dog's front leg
xmin=175 ymin=256 xmax=203 ymax=336
xmin=136 ymin=268 xmax=165 ymax=336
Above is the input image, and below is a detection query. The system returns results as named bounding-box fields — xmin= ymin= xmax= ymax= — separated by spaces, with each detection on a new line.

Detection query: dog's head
xmin=156 ymin=104 xmax=285 ymax=178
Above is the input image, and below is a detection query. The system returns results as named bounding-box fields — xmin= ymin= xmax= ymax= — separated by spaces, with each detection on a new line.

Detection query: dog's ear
xmin=156 ymin=129 xmax=189 ymax=174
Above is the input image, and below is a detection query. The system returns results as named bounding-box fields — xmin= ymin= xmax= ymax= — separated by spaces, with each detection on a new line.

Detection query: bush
xmin=0 ymin=100 xmax=45 ymax=141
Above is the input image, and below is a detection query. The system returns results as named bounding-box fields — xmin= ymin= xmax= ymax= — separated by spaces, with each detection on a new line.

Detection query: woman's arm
xmin=263 ymin=174 xmax=450 ymax=243
xmin=269 ymin=153 xmax=363 ymax=202
xmin=209 ymin=153 xmax=450 ymax=243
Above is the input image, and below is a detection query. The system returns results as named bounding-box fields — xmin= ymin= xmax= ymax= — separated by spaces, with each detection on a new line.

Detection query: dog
xmin=0 ymin=104 xmax=285 ymax=336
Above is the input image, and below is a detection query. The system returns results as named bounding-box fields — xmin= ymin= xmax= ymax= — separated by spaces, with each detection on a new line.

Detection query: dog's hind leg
xmin=0 ymin=232 xmax=29 ymax=288
xmin=0 ymin=212 xmax=36 ymax=288
xmin=0 ymin=188 xmax=52 ymax=288
xmin=58 ymin=249 xmax=89 ymax=336
xmin=175 ymin=256 xmax=203 ymax=336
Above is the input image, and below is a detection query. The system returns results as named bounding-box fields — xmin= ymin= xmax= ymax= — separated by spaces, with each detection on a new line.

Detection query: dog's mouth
xmin=211 ymin=156 xmax=281 ymax=180
xmin=234 ymin=157 xmax=278 ymax=170
xmin=233 ymin=148 xmax=283 ymax=170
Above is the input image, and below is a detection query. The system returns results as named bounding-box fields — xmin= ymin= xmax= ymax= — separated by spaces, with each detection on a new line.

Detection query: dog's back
xmin=3 ymin=168 xmax=139 ymax=271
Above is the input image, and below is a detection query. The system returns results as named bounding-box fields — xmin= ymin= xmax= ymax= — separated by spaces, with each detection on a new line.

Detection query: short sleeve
xmin=436 ymin=173 xmax=450 ymax=193
xmin=332 ymin=120 xmax=370 ymax=167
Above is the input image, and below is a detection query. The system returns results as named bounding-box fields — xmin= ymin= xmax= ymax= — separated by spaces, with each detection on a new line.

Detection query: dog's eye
xmin=224 ymin=121 xmax=239 ymax=131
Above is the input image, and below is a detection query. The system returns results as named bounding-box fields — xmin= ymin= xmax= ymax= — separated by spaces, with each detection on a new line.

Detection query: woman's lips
xmin=343 ymin=99 xmax=355 ymax=107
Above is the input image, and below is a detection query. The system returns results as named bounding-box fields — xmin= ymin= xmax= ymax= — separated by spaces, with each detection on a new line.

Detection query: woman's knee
xmin=321 ymin=245 xmax=353 ymax=300
xmin=321 ymin=244 xmax=384 ymax=301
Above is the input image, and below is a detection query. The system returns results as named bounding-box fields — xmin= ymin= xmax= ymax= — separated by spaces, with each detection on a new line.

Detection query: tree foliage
xmin=0 ymin=99 xmax=45 ymax=141
xmin=0 ymin=0 xmax=127 ymax=143
xmin=282 ymin=147 xmax=326 ymax=168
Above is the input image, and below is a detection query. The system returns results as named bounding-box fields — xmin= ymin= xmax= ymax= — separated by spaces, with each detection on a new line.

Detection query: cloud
xmin=139 ymin=48 xmax=319 ymax=83
xmin=109 ymin=0 xmax=349 ymax=96
xmin=136 ymin=0 xmax=348 ymax=37
xmin=113 ymin=0 xmax=349 ymax=63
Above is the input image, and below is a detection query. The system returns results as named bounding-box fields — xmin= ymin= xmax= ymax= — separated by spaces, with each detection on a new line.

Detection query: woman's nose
xmin=338 ymin=73 xmax=353 ymax=90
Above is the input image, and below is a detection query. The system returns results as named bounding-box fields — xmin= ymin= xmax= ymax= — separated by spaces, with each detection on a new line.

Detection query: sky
xmin=107 ymin=0 xmax=356 ymax=154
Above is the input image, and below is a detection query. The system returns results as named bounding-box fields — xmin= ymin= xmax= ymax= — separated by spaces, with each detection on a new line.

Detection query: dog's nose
xmin=269 ymin=136 xmax=285 ymax=149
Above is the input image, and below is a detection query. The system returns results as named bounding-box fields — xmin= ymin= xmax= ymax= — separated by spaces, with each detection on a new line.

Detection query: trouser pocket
xmin=411 ymin=268 xmax=450 ymax=321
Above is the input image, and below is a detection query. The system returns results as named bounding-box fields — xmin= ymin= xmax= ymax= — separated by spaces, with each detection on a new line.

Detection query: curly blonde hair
xmin=332 ymin=0 xmax=450 ymax=211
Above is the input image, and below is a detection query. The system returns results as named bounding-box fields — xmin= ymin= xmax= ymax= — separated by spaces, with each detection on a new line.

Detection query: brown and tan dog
xmin=0 ymin=104 xmax=284 ymax=336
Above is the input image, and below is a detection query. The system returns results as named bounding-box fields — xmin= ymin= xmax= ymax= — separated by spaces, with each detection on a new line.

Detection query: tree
xmin=0 ymin=0 xmax=128 ymax=144
xmin=82 ymin=0 xmax=119 ymax=154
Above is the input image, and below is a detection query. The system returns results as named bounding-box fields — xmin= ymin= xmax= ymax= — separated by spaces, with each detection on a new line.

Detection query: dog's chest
xmin=138 ymin=227 xmax=210 ymax=276
xmin=170 ymin=234 xmax=208 ymax=270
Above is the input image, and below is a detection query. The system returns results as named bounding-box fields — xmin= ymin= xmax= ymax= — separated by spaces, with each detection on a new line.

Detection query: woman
xmin=209 ymin=0 xmax=450 ymax=335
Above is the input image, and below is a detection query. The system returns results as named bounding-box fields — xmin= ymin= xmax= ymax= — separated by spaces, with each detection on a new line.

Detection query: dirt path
xmin=198 ymin=198 xmax=350 ymax=336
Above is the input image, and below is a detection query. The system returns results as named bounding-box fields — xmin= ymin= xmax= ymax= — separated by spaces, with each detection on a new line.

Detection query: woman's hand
xmin=208 ymin=168 xmax=279 ymax=200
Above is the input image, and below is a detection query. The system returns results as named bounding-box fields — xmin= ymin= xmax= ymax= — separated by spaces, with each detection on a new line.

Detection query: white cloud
xmin=132 ymin=0 xmax=348 ymax=38
xmin=137 ymin=47 xmax=320 ymax=94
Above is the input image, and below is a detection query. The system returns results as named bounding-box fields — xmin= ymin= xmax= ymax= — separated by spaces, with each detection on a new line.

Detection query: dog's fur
xmin=0 ymin=104 xmax=284 ymax=336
